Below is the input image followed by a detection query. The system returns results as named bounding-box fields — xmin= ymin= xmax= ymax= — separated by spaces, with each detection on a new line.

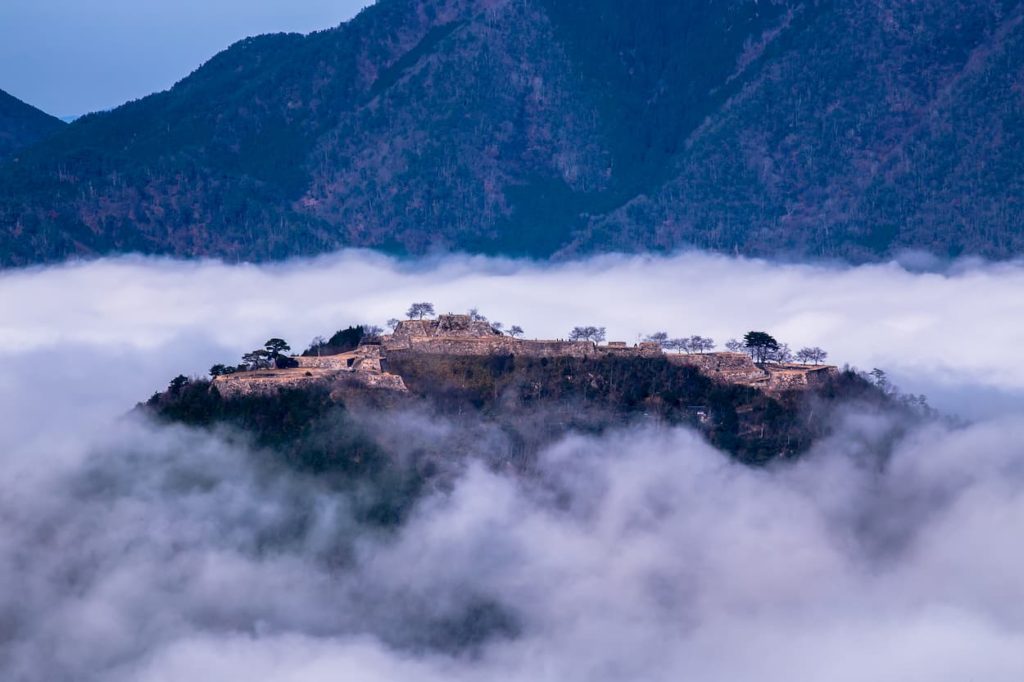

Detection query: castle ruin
xmin=212 ymin=314 xmax=837 ymax=398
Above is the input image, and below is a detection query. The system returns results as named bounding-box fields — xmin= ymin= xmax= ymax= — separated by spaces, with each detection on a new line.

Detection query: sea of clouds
xmin=2 ymin=250 xmax=1024 ymax=680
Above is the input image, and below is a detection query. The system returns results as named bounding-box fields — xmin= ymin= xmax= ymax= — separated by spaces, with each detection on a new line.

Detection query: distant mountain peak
xmin=0 ymin=89 xmax=66 ymax=162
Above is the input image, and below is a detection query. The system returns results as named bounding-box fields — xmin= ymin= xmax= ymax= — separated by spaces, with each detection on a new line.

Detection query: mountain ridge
xmin=0 ymin=89 xmax=66 ymax=163
xmin=2 ymin=0 xmax=1023 ymax=266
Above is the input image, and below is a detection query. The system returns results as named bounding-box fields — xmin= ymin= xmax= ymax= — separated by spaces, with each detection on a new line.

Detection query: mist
xmin=1 ymin=250 xmax=1023 ymax=680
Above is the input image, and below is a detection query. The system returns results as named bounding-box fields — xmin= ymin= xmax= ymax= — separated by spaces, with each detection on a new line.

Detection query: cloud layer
xmin=1 ymin=250 xmax=1024 ymax=680
xmin=2 ymin=250 xmax=1022 ymax=412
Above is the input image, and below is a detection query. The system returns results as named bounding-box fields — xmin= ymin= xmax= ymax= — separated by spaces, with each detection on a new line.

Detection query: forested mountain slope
xmin=0 ymin=89 xmax=65 ymax=163
xmin=2 ymin=0 xmax=1022 ymax=265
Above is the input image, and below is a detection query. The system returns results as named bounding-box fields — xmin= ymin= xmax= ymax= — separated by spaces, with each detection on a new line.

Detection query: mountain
xmin=2 ymin=0 xmax=1023 ymax=266
xmin=0 ymin=89 xmax=65 ymax=163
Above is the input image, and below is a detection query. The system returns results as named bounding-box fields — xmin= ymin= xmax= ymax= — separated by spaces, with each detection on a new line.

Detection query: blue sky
xmin=0 ymin=0 xmax=372 ymax=118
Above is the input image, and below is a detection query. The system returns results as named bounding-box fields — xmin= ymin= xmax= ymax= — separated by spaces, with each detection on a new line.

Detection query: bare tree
xmin=688 ymin=336 xmax=716 ymax=354
xmin=664 ymin=338 xmax=688 ymax=353
xmin=406 ymin=302 xmax=435 ymax=320
xmin=645 ymin=331 xmax=669 ymax=347
xmin=766 ymin=342 xmax=793 ymax=365
xmin=491 ymin=321 xmax=505 ymax=334
xmin=308 ymin=335 xmax=327 ymax=357
xmin=796 ymin=346 xmax=828 ymax=365
xmin=386 ymin=319 xmax=401 ymax=331
xmin=507 ymin=325 xmax=525 ymax=338
xmin=725 ymin=338 xmax=745 ymax=353
xmin=362 ymin=325 xmax=384 ymax=341
xmin=467 ymin=307 xmax=488 ymax=322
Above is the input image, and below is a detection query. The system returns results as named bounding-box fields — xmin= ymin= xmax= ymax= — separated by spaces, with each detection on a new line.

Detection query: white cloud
xmin=1 ymin=251 xmax=1022 ymax=410
xmin=2 ymin=250 xmax=1024 ymax=680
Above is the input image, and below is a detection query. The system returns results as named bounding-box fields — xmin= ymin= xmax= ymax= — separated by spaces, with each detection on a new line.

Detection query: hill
xmin=3 ymin=0 xmax=1023 ymax=265
xmin=0 ymin=89 xmax=65 ymax=163
xmin=142 ymin=315 xmax=923 ymax=471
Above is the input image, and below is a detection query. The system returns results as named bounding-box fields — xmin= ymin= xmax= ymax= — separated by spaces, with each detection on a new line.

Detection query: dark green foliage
xmin=209 ymin=364 xmax=235 ymax=377
xmin=743 ymin=331 xmax=780 ymax=364
xmin=275 ymin=356 xmax=300 ymax=369
xmin=304 ymin=326 xmax=366 ymax=356
xmin=168 ymin=375 xmax=190 ymax=394
xmin=264 ymin=338 xmax=291 ymax=357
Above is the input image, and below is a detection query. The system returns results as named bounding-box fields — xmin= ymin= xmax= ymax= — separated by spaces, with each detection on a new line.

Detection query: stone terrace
xmin=213 ymin=315 xmax=838 ymax=397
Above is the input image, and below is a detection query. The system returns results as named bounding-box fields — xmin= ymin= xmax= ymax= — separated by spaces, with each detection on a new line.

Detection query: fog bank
xmin=2 ymin=250 xmax=1022 ymax=415
xmin=1 ymin=250 xmax=1022 ymax=680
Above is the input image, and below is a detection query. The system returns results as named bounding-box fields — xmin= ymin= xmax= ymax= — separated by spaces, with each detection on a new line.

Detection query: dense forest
xmin=3 ymin=0 xmax=1023 ymax=266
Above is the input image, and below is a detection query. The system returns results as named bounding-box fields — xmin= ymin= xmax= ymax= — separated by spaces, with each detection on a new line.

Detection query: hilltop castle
xmin=213 ymin=314 xmax=836 ymax=398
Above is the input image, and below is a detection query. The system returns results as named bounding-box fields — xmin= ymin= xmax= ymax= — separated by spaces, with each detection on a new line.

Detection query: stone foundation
xmin=214 ymin=318 xmax=838 ymax=400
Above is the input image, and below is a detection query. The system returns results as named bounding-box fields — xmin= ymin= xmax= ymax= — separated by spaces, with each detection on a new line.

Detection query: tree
xmin=645 ymin=331 xmax=669 ymax=347
xmin=688 ymin=336 xmax=715 ymax=353
xmin=468 ymin=307 xmax=488 ymax=322
xmin=569 ymin=326 xmax=606 ymax=343
xmin=507 ymin=325 xmax=525 ymax=338
xmin=664 ymin=338 xmax=688 ymax=353
xmin=209 ymin=364 xmax=235 ymax=377
xmin=491 ymin=321 xmax=505 ymax=333
xmin=264 ymin=338 xmax=291 ymax=358
xmin=307 ymin=335 xmax=327 ymax=357
xmin=407 ymin=302 xmax=435 ymax=320
xmin=362 ymin=325 xmax=384 ymax=340
xmin=796 ymin=346 xmax=828 ymax=365
xmin=743 ymin=331 xmax=780 ymax=364
xmin=168 ymin=375 xmax=190 ymax=394
xmin=766 ymin=343 xmax=793 ymax=364
xmin=725 ymin=339 xmax=745 ymax=353
xmin=386 ymin=319 xmax=401 ymax=331
xmin=242 ymin=349 xmax=272 ymax=371
xmin=869 ymin=368 xmax=891 ymax=393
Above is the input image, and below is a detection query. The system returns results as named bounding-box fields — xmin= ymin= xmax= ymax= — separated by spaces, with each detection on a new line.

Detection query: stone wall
xmin=216 ymin=326 xmax=839 ymax=401
xmin=213 ymin=370 xmax=334 ymax=398
xmin=666 ymin=352 xmax=768 ymax=384
xmin=392 ymin=314 xmax=502 ymax=340
xmin=765 ymin=366 xmax=839 ymax=391
xmin=387 ymin=336 xmax=596 ymax=357
xmin=295 ymin=355 xmax=355 ymax=370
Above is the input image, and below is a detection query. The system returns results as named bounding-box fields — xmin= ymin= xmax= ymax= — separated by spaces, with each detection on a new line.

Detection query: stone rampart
xmin=295 ymin=355 xmax=355 ymax=370
xmin=667 ymin=352 xmax=768 ymax=384
xmin=389 ymin=336 xmax=596 ymax=357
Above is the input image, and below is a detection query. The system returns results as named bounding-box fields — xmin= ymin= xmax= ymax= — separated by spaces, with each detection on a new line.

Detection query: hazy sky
xmin=0 ymin=0 xmax=372 ymax=118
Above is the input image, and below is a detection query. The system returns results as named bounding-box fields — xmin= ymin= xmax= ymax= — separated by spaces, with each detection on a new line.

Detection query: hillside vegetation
xmin=4 ymin=0 xmax=1023 ymax=265
xmin=145 ymin=350 xmax=906 ymax=469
